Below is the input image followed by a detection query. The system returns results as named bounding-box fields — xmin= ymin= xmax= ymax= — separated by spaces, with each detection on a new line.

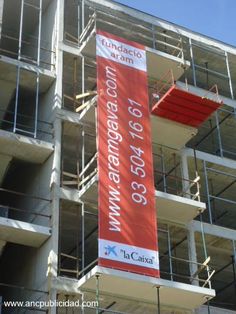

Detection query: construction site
xmin=0 ymin=0 xmax=236 ymax=313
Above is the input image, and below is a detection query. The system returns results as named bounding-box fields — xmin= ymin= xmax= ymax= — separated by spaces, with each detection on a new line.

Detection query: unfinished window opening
xmin=158 ymin=223 xmax=213 ymax=288
xmin=195 ymin=234 xmax=236 ymax=311
xmin=190 ymin=40 xmax=231 ymax=98
xmin=0 ymin=0 xmax=55 ymax=69
xmin=0 ymin=67 xmax=54 ymax=140
xmin=58 ymin=200 xmax=98 ymax=279
xmin=0 ymin=243 xmax=48 ymax=313
xmin=0 ymin=280 xmax=48 ymax=313
xmin=187 ymin=106 xmax=236 ymax=160
xmin=194 ymin=160 xmax=236 ymax=228
xmin=153 ymin=144 xmax=200 ymax=201
xmin=0 ymin=159 xmax=51 ymax=227
xmin=63 ymin=53 xmax=96 ymax=113
xmin=159 ymin=224 xmax=190 ymax=284
xmin=61 ymin=121 xmax=97 ymax=191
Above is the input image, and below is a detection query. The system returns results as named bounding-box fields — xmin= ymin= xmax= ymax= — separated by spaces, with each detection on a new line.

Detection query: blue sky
xmin=116 ymin=0 xmax=236 ymax=46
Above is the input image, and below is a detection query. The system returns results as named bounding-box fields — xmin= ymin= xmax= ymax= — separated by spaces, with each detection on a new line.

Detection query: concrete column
xmin=187 ymin=222 xmax=199 ymax=287
xmin=48 ymin=0 xmax=64 ymax=312
xmin=180 ymin=149 xmax=191 ymax=198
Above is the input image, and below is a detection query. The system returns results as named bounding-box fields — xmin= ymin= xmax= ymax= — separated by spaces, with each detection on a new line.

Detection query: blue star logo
xmin=105 ymin=245 xmax=117 ymax=256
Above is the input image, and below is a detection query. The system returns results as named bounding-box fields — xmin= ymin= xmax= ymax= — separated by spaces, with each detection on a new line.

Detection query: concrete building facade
xmin=0 ymin=0 xmax=236 ymax=313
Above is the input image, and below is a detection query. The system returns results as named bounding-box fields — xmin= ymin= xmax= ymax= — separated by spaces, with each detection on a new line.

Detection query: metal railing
xmin=0 ymin=107 xmax=53 ymax=140
xmin=74 ymin=254 xmax=214 ymax=289
xmin=154 ymin=169 xmax=200 ymax=200
xmin=0 ymin=31 xmax=55 ymax=69
xmin=150 ymin=69 xmax=175 ymax=106
xmin=150 ymin=69 xmax=222 ymax=111
xmin=160 ymin=254 xmax=215 ymax=288
xmin=65 ymin=8 xmax=185 ymax=61
xmin=153 ymin=143 xmax=201 ymax=201
xmin=0 ymin=188 xmax=51 ymax=227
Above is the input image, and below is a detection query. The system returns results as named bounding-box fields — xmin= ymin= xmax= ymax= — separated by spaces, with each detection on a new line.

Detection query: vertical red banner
xmin=97 ymin=30 xmax=159 ymax=278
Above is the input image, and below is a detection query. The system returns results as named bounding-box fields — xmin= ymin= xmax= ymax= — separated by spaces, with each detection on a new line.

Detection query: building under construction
xmin=0 ymin=0 xmax=236 ymax=313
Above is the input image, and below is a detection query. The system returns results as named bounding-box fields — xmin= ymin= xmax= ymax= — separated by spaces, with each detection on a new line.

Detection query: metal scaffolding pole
xmin=156 ymin=286 xmax=160 ymax=314
xmin=96 ymin=275 xmax=100 ymax=314
xmin=189 ymin=38 xmax=197 ymax=86
xmin=225 ymin=51 xmax=234 ymax=100
xmin=82 ymin=0 xmax=85 ymax=37
xmin=81 ymin=201 xmax=85 ymax=276
xmin=160 ymin=147 xmax=167 ymax=192
xmin=13 ymin=0 xmax=24 ymax=134
xmin=82 ymin=56 xmax=85 ymax=105
xmin=215 ymin=111 xmax=223 ymax=157
xmin=34 ymin=0 xmax=42 ymax=138
xmin=18 ymin=0 xmax=24 ymax=60
xmin=203 ymin=160 xmax=213 ymax=224
xmin=167 ymin=225 xmax=173 ymax=281
xmin=82 ymin=127 xmax=85 ymax=188
xmin=78 ymin=4 xmax=81 ymax=39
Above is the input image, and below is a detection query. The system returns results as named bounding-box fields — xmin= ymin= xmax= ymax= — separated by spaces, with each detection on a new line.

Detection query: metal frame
xmin=0 ymin=187 xmax=51 ymax=226
xmin=11 ymin=0 xmax=42 ymax=139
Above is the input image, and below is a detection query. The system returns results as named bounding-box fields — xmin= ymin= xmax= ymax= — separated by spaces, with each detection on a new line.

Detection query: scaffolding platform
xmin=77 ymin=96 xmax=197 ymax=150
xmin=78 ymin=266 xmax=215 ymax=310
xmin=79 ymin=30 xmax=190 ymax=81
xmin=155 ymin=190 xmax=205 ymax=224
xmin=152 ymin=85 xmax=222 ymax=128
xmin=79 ymin=175 xmax=205 ymax=224
xmin=0 ymin=129 xmax=54 ymax=163
xmin=0 ymin=217 xmax=51 ymax=247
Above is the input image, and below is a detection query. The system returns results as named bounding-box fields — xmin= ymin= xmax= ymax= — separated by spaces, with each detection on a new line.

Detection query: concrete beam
xmin=183 ymin=148 xmax=236 ymax=170
xmin=191 ymin=220 xmax=236 ymax=241
xmin=60 ymin=186 xmax=80 ymax=203
xmin=0 ymin=217 xmax=51 ymax=247
xmin=0 ymin=129 xmax=54 ymax=164
xmin=51 ymin=276 xmax=81 ymax=294
xmin=0 ymin=54 xmax=56 ymax=78
xmin=56 ymin=108 xmax=83 ymax=126
xmin=59 ymin=42 xmax=82 ymax=57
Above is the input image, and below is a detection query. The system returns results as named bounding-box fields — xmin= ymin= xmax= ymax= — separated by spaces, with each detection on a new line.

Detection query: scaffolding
xmin=56 ymin=3 xmax=227 ymax=311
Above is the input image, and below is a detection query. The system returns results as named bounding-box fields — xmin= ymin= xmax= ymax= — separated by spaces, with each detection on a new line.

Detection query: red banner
xmin=97 ymin=30 xmax=159 ymax=278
